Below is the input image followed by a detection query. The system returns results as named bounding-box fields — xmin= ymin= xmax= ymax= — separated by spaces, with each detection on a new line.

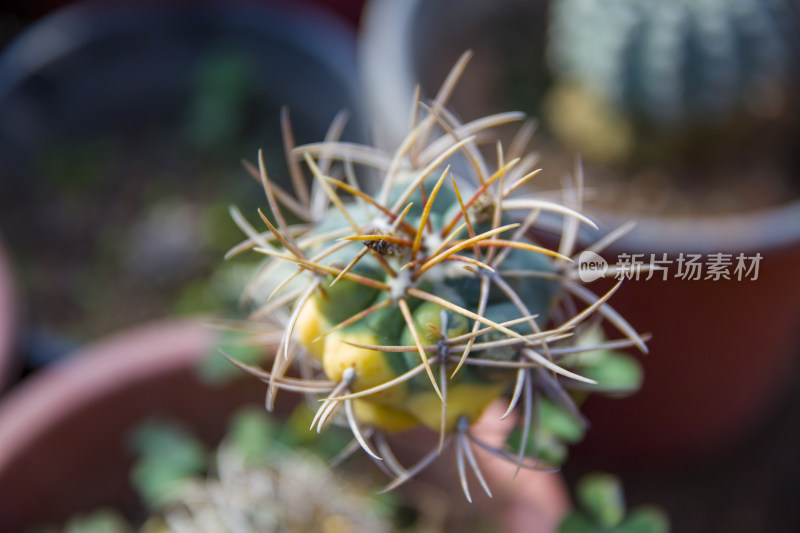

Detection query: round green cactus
xmin=548 ymin=0 xmax=797 ymax=126
xmin=226 ymin=52 xmax=647 ymax=499
xmin=545 ymin=0 xmax=798 ymax=163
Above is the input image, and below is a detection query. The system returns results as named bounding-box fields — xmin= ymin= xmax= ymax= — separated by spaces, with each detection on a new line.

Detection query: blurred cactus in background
xmin=226 ymin=52 xmax=646 ymax=499
xmin=136 ymin=412 xmax=396 ymax=533
xmin=40 ymin=410 xmax=398 ymax=533
xmin=545 ymin=0 xmax=799 ymax=164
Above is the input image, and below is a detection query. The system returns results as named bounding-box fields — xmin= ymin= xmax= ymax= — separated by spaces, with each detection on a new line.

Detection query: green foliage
xmin=507 ymin=397 xmax=586 ymax=466
xmin=127 ymin=408 xmax=396 ymax=532
xmin=196 ymin=330 xmax=267 ymax=385
xmin=128 ymin=406 xmax=353 ymax=515
xmin=577 ymin=350 xmax=643 ymax=396
xmin=128 ymin=419 xmax=209 ymax=509
xmin=183 ymin=48 xmax=252 ymax=153
xmin=45 ymin=408 xmax=398 ymax=533
xmin=224 ymin=407 xmax=279 ymax=462
xmin=578 ymin=473 xmax=626 ymax=528
xmin=539 ymin=398 xmax=586 ymax=444
xmin=226 ymin=404 xmax=352 ymax=459
xmin=564 ymin=326 xmax=644 ymax=397
xmin=560 ymin=473 xmax=670 ymax=533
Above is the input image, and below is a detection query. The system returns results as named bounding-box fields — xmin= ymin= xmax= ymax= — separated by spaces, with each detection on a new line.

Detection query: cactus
xmin=545 ymin=0 xmax=798 ymax=162
xmin=226 ymin=52 xmax=647 ymax=500
xmin=142 ymin=448 xmax=394 ymax=533
xmin=131 ymin=412 xmax=396 ymax=533
xmin=548 ymin=0 xmax=797 ymax=126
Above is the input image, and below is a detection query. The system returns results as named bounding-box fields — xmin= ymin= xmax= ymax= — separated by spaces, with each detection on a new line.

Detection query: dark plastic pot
xmin=360 ymin=0 xmax=800 ymax=464
xmin=0 ymin=1 xmax=365 ymax=163
xmin=0 ymin=0 xmax=367 ymax=350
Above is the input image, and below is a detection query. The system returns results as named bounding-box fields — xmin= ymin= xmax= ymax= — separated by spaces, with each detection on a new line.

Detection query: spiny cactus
xmin=548 ymin=0 xmax=797 ymax=126
xmin=225 ymin=52 xmax=647 ymax=500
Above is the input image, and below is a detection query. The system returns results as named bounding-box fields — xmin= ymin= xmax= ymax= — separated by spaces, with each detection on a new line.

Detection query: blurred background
xmin=1 ymin=0 xmax=800 ymax=531
xmin=0 ymin=0 xmax=367 ymax=363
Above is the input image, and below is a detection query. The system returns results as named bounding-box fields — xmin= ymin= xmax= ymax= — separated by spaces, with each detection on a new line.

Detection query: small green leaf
xmin=576 ymin=473 xmax=626 ymax=528
xmin=617 ymin=506 xmax=670 ymax=533
xmin=197 ymin=330 xmax=266 ymax=385
xmin=63 ymin=508 xmax=132 ymax=533
xmin=579 ymin=351 xmax=643 ymax=397
xmin=536 ymin=432 xmax=569 ymax=466
xmin=540 ymin=398 xmax=586 ymax=443
xmin=559 ymin=511 xmax=601 ymax=533
xmin=129 ymin=419 xmax=208 ymax=509
xmin=226 ymin=407 xmax=277 ymax=463
xmin=507 ymin=425 xmax=568 ymax=465
xmin=277 ymin=402 xmax=324 ymax=447
xmin=505 ymin=398 xmax=585 ymax=466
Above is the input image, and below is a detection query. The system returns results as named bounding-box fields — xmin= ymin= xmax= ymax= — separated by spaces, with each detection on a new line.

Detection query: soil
xmin=529 ymin=133 xmax=800 ymax=218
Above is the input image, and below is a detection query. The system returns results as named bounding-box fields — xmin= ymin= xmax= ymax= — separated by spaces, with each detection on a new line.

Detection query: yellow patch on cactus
xmin=407 ymin=381 xmax=506 ymax=432
xmin=294 ymin=299 xmax=328 ymax=361
xmin=322 ymin=329 xmax=407 ymax=407
xmin=352 ymin=399 xmax=418 ymax=433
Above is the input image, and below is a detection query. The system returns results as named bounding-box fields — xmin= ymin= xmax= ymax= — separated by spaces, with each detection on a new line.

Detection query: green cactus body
xmin=228 ymin=52 xmax=647 ymax=496
xmin=287 ymin=171 xmax=563 ymax=432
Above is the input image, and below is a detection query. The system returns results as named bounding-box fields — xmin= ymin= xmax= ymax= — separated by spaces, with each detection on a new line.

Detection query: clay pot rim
xmin=0 ymin=318 xmax=217 ymax=474
xmin=359 ymin=0 xmax=800 ymax=254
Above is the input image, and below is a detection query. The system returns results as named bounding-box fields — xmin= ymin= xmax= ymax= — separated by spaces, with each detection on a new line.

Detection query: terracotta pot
xmin=0 ymin=319 xmax=265 ymax=532
xmin=360 ymin=0 xmax=800 ymax=464
xmin=0 ymin=319 xmax=569 ymax=532
xmin=0 ymin=233 xmax=19 ymax=392
xmin=567 ymin=212 xmax=800 ymax=466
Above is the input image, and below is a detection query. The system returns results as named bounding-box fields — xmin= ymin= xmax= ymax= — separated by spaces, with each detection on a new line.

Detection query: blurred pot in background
xmin=0 ymin=0 xmax=367 ymax=368
xmin=0 ymin=319 xmax=264 ymax=532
